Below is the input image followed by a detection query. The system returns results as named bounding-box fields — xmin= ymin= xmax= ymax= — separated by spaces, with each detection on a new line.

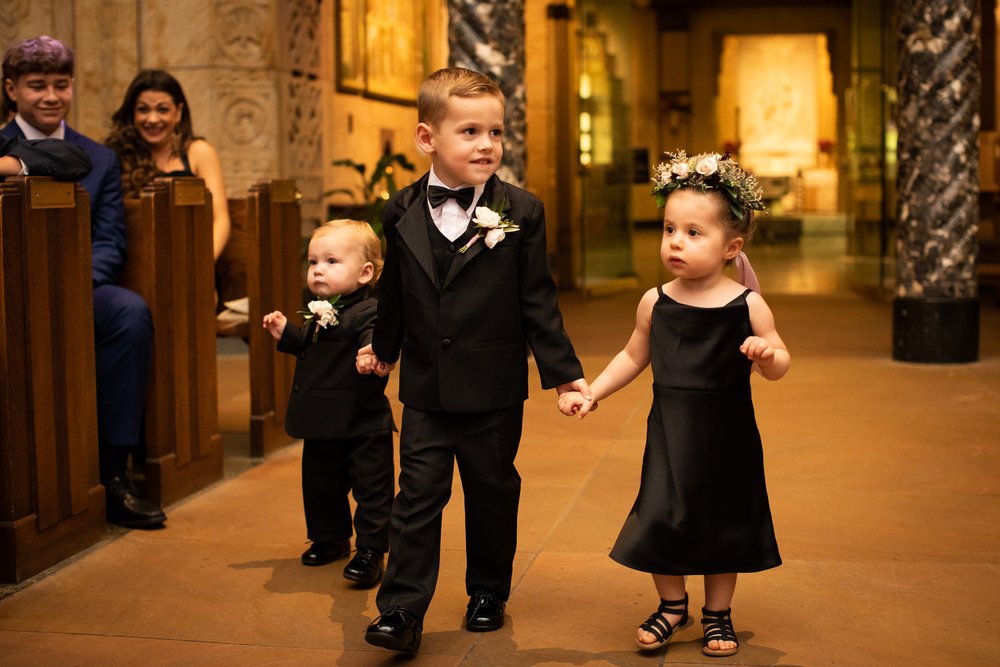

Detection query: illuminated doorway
xmin=714 ymin=33 xmax=848 ymax=295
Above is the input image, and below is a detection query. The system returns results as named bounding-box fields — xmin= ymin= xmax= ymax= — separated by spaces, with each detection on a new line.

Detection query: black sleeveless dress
xmin=163 ymin=152 xmax=194 ymax=177
xmin=609 ymin=287 xmax=781 ymax=575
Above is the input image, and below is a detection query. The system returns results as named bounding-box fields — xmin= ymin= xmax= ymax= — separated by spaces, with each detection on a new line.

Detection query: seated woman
xmin=106 ymin=69 xmax=231 ymax=259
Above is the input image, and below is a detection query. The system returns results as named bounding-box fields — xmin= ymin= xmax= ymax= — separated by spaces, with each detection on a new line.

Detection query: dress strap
xmin=180 ymin=151 xmax=192 ymax=173
xmin=657 ymin=284 xmax=665 ymax=298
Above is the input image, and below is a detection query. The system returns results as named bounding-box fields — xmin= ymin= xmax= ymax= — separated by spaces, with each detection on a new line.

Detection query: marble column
xmin=893 ymin=0 xmax=981 ymax=362
xmin=448 ymin=0 xmax=526 ymax=186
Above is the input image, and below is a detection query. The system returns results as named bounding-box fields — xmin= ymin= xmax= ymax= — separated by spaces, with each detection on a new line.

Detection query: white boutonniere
xmin=459 ymin=197 xmax=519 ymax=253
xmin=297 ymin=296 xmax=341 ymax=342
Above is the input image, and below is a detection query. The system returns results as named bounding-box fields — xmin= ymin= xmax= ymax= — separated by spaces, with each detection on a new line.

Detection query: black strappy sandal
xmin=701 ymin=607 xmax=739 ymax=657
xmin=635 ymin=593 xmax=689 ymax=651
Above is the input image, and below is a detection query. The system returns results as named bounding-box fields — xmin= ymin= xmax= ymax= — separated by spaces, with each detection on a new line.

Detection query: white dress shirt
xmin=426 ymin=166 xmax=484 ymax=242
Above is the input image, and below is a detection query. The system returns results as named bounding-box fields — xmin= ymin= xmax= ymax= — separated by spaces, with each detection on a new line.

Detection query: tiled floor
xmin=2 ymin=228 xmax=999 ymax=665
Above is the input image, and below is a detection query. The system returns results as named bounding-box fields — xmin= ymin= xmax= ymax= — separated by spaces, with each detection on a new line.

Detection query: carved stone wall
xmin=279 ymin=0 xmax=323 ymax=226
xmin=1 ymin=0 xmax=323 ymax=223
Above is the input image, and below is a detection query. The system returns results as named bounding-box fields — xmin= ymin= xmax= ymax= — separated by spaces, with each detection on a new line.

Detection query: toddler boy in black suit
xmin=263 ymin=219 xmax=395 ymax=587
xmin=358 ymin=67 xmax=590 ymax=653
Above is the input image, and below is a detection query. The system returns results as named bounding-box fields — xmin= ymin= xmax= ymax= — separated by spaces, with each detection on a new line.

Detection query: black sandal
xmin=701 ymin=607 xmax=739 ymax=657
xmin=635 ymin=593 xmax=689 ymax=651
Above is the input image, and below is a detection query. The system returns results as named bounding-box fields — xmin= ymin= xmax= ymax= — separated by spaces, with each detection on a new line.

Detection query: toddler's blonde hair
xmin=312 ymin=219 xmax=384 ymax=283
xmin=418 ymin=67 xmax=505 ymax=127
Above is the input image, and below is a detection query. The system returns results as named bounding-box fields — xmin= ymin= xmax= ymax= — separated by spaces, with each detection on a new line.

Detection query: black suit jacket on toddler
xmin=372 ymin=173 xmax=583 ymax=413
xmin=277 ymin=286 xmax=395 ymax=440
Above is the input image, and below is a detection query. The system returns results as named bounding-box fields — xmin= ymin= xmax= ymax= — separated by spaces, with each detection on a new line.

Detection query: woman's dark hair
xmin=105 ymin=69 xmax=200 ymax=197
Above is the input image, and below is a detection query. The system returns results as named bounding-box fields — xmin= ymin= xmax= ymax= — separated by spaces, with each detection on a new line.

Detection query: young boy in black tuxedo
xmin=357 ymin=67 xmax=590 ymax=653
xmin=263 ymin=219 xmax=395 ymax=588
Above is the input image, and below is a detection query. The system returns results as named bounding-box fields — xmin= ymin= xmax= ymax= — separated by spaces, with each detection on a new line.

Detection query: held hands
xmin=558 ymin=391 xmax=597 ymax=419
xmin=262 ymin=311 xmax=287 ymax=340
xmin=356 ymin=343 xmax=395 ymax=377
xmin=556 ymin=378 xmax=595 ymax=419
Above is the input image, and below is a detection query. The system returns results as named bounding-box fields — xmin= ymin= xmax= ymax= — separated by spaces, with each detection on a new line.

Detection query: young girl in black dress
xmin=559 ymin=151 xmax=790 ymax=657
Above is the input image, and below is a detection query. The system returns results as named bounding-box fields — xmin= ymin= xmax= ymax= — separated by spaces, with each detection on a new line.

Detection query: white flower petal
xmin=484 ymin=228 xmax=505 ymax=249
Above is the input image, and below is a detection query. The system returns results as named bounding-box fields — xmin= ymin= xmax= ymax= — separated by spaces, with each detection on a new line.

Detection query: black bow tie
xmin=428 ymin=185 xmax=475 ymax=210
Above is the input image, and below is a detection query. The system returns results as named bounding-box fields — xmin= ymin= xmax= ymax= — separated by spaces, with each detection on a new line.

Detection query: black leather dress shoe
xmin=343 ymin=547 xmax=384 ymax=587
xmin=300 ymin=539 xmax=351 ymax=566
xmin=105 ymin=476 xmax=166 ymax=528
xmin=365 ymin=607 xmax=422 ymax=653
xmin=465 ymin=592 xmax=505 ymax=632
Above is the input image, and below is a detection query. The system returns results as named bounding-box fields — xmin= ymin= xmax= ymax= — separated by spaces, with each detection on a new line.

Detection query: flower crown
xmin=651 ymin=150 xmax=766 ymax=221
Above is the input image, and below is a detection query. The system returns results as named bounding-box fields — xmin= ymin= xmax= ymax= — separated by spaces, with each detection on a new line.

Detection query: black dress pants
xmin=301 ymin=430 xmax=394 ymax=552
xmin=375 ymin=404 xmax=524 ymax=618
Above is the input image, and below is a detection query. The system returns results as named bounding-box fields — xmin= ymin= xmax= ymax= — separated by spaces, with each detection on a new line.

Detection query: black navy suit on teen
xmin=276 ymin=286 xmax=395 ymax=551
xmin=371 ymin=172 xmax=583 ymax=618
xmin=1 ymin=122 xmax=152 ymax=458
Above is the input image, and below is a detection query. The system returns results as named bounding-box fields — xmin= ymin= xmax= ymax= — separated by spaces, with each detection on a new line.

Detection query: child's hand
xmin=558 ymin=391 xmax=597 ymax=418
xmin=356 ymin=344 xmax=377 ymax=374
xmin=262 ymin=311 xmax=287 ymax=340
xmin=373 ymin=360 xmax=395 ymax=377
xmin=740 ymin=335 xmax=775 ymax=364
xmin=357 ymin=344 xmax=395 ymax=376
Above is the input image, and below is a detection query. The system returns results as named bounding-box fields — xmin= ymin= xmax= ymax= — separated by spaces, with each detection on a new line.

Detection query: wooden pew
xmin=0 ymin=176 xmax=105 ymax=583
xmin=216 ymin=180 xmax=300 ymax=458
xmin=119 ymin=177 xmax=222 ymax=507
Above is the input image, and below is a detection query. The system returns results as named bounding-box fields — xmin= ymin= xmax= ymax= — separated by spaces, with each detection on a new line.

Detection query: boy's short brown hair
xmin=2 ymin=36 xmax=74 ymax=117
xmin=418 ymin=67 xmax=505 ymax=127
xmin=312 ymin=219 xmax=384 ymax=283
xmin=3 ymin=35 xmax=74 ymax=82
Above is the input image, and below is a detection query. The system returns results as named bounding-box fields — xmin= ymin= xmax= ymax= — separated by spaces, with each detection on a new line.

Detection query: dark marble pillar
xmin=893 ymin=0 xmax=981 ymax=362
xmin=448 ymin=0 xmax=526 ymax=186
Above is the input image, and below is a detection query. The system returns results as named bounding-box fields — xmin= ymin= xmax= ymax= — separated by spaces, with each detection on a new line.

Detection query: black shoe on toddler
xmin=635 ymin=593 xmax=689 ymax=651
xmin=701 ymin=606 xmax=739 ymax=657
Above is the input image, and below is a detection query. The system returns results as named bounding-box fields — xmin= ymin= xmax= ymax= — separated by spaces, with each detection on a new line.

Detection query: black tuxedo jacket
xmin=0 ymin=134 xmax=91 ymax=180
xmin=372 ymin=173 xmax=583 ymax=413
xmin=1 ymin=122 xmax=127 ymax=287
xmin=278 ymin=288 xmax=395 ymax=440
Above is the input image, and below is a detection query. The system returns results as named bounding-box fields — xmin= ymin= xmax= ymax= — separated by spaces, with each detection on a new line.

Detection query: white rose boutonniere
xmin=297 ymin=295 xmax=342 ymax=342
xmin=459 ymin=197 xmax=520 ymax=253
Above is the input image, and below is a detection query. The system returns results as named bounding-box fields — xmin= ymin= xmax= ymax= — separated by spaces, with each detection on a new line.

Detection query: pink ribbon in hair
xmin=735 ymin=251 xmax=761 ymax=293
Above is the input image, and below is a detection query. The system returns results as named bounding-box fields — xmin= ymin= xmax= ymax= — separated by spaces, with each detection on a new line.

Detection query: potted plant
xmin=324 ymin=153 xmax=416 ymax=239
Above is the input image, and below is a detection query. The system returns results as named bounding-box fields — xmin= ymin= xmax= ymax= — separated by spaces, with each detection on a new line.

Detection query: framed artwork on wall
xmin=335 ymin=0 xmax=428 ymax=105
xmin=336 ymin=0 xmax=366 ymax=93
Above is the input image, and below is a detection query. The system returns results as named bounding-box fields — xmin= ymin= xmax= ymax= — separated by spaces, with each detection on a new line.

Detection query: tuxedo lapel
xmin=441 ymin=176 xmax=507 ymax=290
xmin=395 ymin=189 xmax=437 ymax=287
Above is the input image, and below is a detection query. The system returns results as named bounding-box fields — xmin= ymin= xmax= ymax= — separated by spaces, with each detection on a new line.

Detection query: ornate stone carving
xmin=282 ymin=0 xmax=320 ymax=75
xmin=215 ymin=0 xmax=274 ymax=66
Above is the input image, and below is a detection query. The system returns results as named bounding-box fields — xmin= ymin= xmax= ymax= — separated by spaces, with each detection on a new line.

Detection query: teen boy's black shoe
xmin=365 ymin=607 xmax=422 ymax=653
xmin=465 ymin=592 xmax=505 ymax=632
xmin=343 ymin=547 xmax=384 ymax=587
xmin=105 ymin=476 xmax=166 ymax=528
xmin=300 ymin=539 xmax=351 ymax=566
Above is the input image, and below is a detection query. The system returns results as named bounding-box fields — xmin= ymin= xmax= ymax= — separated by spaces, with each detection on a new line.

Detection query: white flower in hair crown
xmin=459 ymin=197 xmax=519 ymax=253
xmin=298 ymin=295 xmax=341 ymax=342
xmin=651 ymin=150 xmax=766 ymax=221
